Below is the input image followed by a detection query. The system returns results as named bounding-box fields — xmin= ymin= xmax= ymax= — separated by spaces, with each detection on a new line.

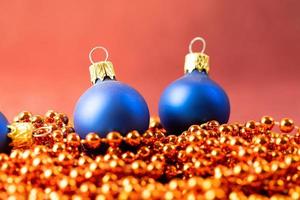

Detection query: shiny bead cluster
xmin=1 ymin=111 xmax=300 ymax=199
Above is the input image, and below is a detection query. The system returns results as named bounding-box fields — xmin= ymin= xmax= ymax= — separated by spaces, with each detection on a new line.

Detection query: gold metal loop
xmin=33 ymin=127 xmax=52 ymax=138
xmin=189 ymin=37 xmax=206 ymax=53
xmin=89 ymin=46 xmax=109 ymax=64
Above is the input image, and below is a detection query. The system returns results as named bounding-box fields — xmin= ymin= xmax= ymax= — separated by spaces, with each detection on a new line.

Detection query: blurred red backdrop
xmin=0 ymin=0 xmax=299 ymax=123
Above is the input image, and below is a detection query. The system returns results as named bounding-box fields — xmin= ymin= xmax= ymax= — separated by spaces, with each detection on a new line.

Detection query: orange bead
xmin=33 ymin=145 xmax=48 ymax=155
xmin=151 ymin=154 xmax=166 ymax=163
xmin=78 ymin=155 xmax=93 ymax=166
xmin=147 ymin=161 xmax=164 ymax=179
xmin=188 ymin=134 xmax=202 ymax=144
xmin=110 ymin=159 xmax=125 ymax=173
xmin=44 ymin=110 xmax=57 ymax=123
xmin=54 ymin=113 xmax=69 ymax=126
xmin=30 ymin=115 xmax=44 ymax=128
xmin=10 ymin=149 xmax=23 ymax=160
xmin=52 ymin=130 xmax=64 ymax=142
xmin=125 ymin=130 xmax=141 ymax=146
xmin=154 ymin=131 xmax=165 ymax=140
xmin=218 ymin=125 xmax=233 ymax=134
xmin=66 ymin=133 xmax=81 ymax=147
xmin=62 ymin=126 xmax=76 ymax=136
xmin=177 ymin=136 xmax=188 ymax=147
xmin=207 ymin=120 xmax=220 ymax=130
xmin=261 ymin=116 xmax=275 ymax=130
xmin=131 ymin=160 xmax=147 ymax=175
xmin=200 ymin=123 xmax=208 ymax=130
xmin=153 ymin=141 xmax=164 ymax=152
xmin=182 ymin=162 xmax=195 ymax=177
xmin=102 ymin=173 xmax=118 ymax=183
xmin=185 ymin=144 xmax=200 ymax=156
xmin=57 ymin=176 xmax=76 ymax=192
xmin=17 ymin=111 xmax=32 ymax=122
xmin=121 ymin=152 xmax=135 ymax=163
xmin=79 ymin=182 xmax=97 ymax=195
xmin=177 ymin=150 xmax=188 ymax=162
xmin=57 ymin=152 xmax=73 ymax=166
xmin=85 ymin=133 xmax=101 ymax=149
xmin=231 ymin=124 xmax=240 ymax=135
xmin=165 ymin=165 xmax=177 ymax=179
xmin=107 ymin=147 xmax=121 ymax=156
xmin=142 ymin=131 xmax=155 ymax=145
xmin=181 ymin=131 xmax=191 ymax=137
xmin=0 ymin=153 xmax=9 ymax=162
xmin=280 ymin=118 xmax=294 ymax=133
xmin=245 ymin=120 xmax=257 ymax=130
xmin=162 ymin=144 xmax=176 ymax=158
xmin=52 ymin=142 xmax=66 ymax=154
xmin=137 ymin=146 xmax=151 ymax=159
xmin=106 ymin=132 xmax=123 ymax=147
xmin=165 ymin=135 xmax=177 ymax=144
xmin=188 ymin=125 xmax=201 ymax=134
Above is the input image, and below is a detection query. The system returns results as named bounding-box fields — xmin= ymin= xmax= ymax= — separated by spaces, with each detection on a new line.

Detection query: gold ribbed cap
xmin=184 ymin=37 xmax=210 ymax=74
xmin=89 ymin=46 xmax=116 ymax=84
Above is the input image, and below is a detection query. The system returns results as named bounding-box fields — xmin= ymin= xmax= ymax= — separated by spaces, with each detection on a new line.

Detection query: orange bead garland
xmin=0 ymin=112 xmax=299 ymax=199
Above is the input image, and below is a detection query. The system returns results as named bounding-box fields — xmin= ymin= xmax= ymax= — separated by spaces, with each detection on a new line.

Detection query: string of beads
xmin=1 ymin=111 xmax=300 ymax=199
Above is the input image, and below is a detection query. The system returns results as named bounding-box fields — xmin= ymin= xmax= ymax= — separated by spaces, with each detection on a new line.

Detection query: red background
xmin=0 ymin=0 xmax=299 ymax=123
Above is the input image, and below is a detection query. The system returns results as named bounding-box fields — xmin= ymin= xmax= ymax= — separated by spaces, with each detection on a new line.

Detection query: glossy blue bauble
xmin=159 ymin=70 xmax=230 ymax=135
xmin=74 ymin=80 xmax=150 ymax=138
xmin=0 ymin=112 xmax=10 ymax=153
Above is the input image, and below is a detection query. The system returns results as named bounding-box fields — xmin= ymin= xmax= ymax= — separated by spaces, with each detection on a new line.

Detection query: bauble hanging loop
xmin=188 ymin=37 xmax=206 ymax=53
xmin=89 ymin=46 xmax=109 ymax=63
xmin=159 ymin=37 xmax=230 ymax=135
xmin=74 ymin=46 xmax=150 ymax=138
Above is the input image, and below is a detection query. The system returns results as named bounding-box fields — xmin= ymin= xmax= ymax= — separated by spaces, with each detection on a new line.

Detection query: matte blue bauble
xmin=0 ymin=112 xmax=10 ymax=153
xmin=74 ymin=80 xmax=150 ymax=138
xmin=159 ymin=70 xmax=230 ymax=135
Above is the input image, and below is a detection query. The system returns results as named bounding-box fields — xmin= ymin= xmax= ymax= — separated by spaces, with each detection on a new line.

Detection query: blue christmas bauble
xmin=159 ymin=70 xmax=230 ymax=134
xmin=74 ymin=80 xmax=150 ymax=138
xmin=0 ymin=112 xmax=10 ymax=153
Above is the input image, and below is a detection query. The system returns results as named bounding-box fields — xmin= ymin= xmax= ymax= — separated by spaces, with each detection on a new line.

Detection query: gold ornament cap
xmin=8 ymin=122 xmax=34 ymax=148
xmin=184 ymin=37 xmax=210 ymax=74
xmin=89 ymin=46 xmax=116 ymax=84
